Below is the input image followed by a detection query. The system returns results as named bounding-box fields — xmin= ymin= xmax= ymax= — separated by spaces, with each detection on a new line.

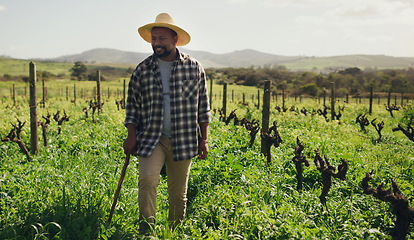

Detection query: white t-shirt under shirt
xmin=158 ymin=58 xmax=174 ymax=138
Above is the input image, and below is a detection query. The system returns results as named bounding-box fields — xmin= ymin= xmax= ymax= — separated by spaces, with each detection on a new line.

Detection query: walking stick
xmin=107 ymin=153 xmax=130 ymax=224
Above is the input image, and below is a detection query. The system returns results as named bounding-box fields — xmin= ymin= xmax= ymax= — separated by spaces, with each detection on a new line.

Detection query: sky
xmin=1 ymin=0 xmax=414 ymax=59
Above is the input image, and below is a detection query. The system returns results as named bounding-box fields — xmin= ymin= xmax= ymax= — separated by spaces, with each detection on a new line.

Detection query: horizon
xmin=4 ymin=47 xmax=414 ymax=61
xmin=1 ymin=0 xmax=414 ymax=59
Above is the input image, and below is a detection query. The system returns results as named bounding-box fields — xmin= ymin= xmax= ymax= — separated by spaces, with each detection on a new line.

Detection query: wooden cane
xmin=107 ymin=153 xmax=130 ymax=224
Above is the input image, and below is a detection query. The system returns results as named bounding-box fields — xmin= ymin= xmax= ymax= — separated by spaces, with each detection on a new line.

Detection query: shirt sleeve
xmin=124 ymin=69 xmax=140 ymax=127
xmin=197 ymin=63 xmax=211 ymax=123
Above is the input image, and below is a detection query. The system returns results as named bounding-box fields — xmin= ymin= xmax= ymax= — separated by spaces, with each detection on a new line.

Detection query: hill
xmin=52 ymin=48 xmax=148 ymax=65
xmin=48 ymin=48 xmax=414 ymax=71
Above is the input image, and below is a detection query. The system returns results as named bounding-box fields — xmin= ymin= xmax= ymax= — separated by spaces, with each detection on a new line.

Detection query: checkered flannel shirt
xmin=124 ymin=49 xmax=211 ymax=161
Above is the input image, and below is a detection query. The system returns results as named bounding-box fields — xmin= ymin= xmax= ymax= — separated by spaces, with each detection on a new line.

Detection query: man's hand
xmin=197 ymin=140 xmax=208 ymax=159
xmin=198 ymin=122 xmax=209 ymax=159
xmin=123 ymin=135 xmax=137 ymax=155
xmin=123 ymin=124 xmax=137 ymax=155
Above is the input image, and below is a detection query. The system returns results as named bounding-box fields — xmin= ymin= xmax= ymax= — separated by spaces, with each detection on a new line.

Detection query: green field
xmin=1 ymin=80 xmax=414 ymax=239
xmin=0 ymin=58 xmax=74 ymax=76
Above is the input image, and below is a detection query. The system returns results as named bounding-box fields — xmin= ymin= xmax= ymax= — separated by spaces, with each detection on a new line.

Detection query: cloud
xmin=341 ymin=28 xmax=394 ymax=43
xmin=293 ymin=0 xmax=414 ymax=27
xmin=226 ymin=0 xmax=248 ymax=4
xmin=0 ymin=5 xmax=5 ymax=11
xmin=295 ymin=15 xmax=325 ymax=24
xmin=327 ymin=0 xmax=404 ymax=17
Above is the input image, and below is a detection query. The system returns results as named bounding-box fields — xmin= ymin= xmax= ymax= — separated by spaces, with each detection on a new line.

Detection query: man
xmin=123 ymin=13 xmax=211 ymax=233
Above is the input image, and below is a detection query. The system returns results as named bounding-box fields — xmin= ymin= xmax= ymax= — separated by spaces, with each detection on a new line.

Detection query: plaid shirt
xmin=124 ymin=49 xmax=211 ymax=161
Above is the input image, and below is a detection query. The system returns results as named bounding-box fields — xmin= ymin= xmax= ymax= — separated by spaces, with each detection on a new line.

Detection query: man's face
xmin=151 ymin=27 xmax=178 ymax=58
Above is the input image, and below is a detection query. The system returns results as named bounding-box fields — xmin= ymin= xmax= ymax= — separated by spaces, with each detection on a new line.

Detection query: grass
xmin=0 ymin=57 xmax=136 ymax=77
xmin=0 ymin=79 xmax=414 ymax=239
xmin=0 ymin=58 xmax=73 ymax=76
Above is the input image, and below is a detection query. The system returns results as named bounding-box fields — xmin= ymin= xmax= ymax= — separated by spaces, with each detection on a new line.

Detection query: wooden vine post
xmin=73 ymin=84 xmax=76 ymax=105
xmin=331 ymin=82 xmax=335 ymax=121
xmin=123 ymin=78 xmax=126 ymax=107
xmin=96 ymin=71 xmax=101 ymax=114
xmin=222 ymin=83 xmax=227 ymax=119
xmin=29 ymin=62 xmax=39 ymax=155
xmin=12 ymin=84 xmax=16 ymax=106
xmin=209 ymin=76 xmax=213 ymax=110
xmin=43 ymin=79 xmax=47 ymax=108
xmin=369 ymin=84 xmax=373 ymax=115
xmin=387 ymin=91 xmax=391 ymax=107
xmin=261 ymin=80 xmax=271 ymax=156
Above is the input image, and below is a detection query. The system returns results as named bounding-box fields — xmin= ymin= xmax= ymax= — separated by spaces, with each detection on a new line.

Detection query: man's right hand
xmin=123 ymin=135 xmax=137 ymax=155
xmin=123 ymin=124 xmax=137 ymax=155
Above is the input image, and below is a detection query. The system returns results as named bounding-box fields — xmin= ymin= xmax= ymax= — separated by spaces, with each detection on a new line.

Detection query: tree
xmin=70 ymin=62 xmax=87 ymax=80
xmin=126 ymin=66 xmax=134 ymax=75
xmin=339 ymin=67 xmax=362 ymax=76
xmin=300 ymin=83 xmax=319 ymax=97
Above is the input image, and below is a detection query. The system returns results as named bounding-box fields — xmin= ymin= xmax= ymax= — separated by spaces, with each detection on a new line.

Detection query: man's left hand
xmin=197 ymin=140 xmax=209 ymax=159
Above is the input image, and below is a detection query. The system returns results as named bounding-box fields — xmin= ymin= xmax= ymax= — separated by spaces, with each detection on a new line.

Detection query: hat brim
xmin=138 ymin=23 xmax=191 ymax=46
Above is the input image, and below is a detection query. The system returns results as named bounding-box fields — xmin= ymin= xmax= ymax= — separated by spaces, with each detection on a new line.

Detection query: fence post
xmin=282 ymin=88 xmax=285 ymax=110
xmin=97 ymin=71 xmax=101 ymax=113
xmin=222 ymin=83 xmax=227 ymax=118
xmin=209 ymin=77 xmax=213 ymax=110
xmin=42 ymin=79 xmax=46 ymax=108
xmin=369 ymin=85 xmax=373 ymax=115
xmin=331 ymin=82 xmax=335 ymax=121
xmin=73 ymin=84 xmax=77 ymax=105
xmin=123 ymin=78 xmax=126 ymax=106
xmin=387 ymin=91 xmax=391 ymax=107
xmin=12 ymin=84 xmax=16 ymax=106
xmin=261 ymin=80 xmax=271 ymax=155
xmin=29 ymin=62 xmax=38 ymax=155
xmin=323 ymin=90 xmax=326 ymax=106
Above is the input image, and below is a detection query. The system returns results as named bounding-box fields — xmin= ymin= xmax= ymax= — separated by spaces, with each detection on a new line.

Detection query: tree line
xmin=206 ymin=66 xmax=414 ymax=98
xmin=69 ymin=62 xmax=134 ymax=81
xmin=0 ymin=62 xmax=134 ymax=82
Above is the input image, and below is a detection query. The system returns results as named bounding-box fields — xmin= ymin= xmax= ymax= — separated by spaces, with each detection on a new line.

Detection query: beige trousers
xmin=138 ymin=136 xmax=192 ymax=230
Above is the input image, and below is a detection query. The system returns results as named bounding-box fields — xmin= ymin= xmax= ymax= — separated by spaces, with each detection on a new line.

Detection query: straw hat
xmin=138 ymin=13 xmax=191 ymax=46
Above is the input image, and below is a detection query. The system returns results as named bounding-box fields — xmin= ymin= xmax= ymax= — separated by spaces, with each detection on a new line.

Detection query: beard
xmin=152 ymin=46 xmax=172 ymax=58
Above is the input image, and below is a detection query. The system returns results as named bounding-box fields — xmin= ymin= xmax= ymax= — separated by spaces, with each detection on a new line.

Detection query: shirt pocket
xmin=182 ymin=79 xmax=198 ymax=101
